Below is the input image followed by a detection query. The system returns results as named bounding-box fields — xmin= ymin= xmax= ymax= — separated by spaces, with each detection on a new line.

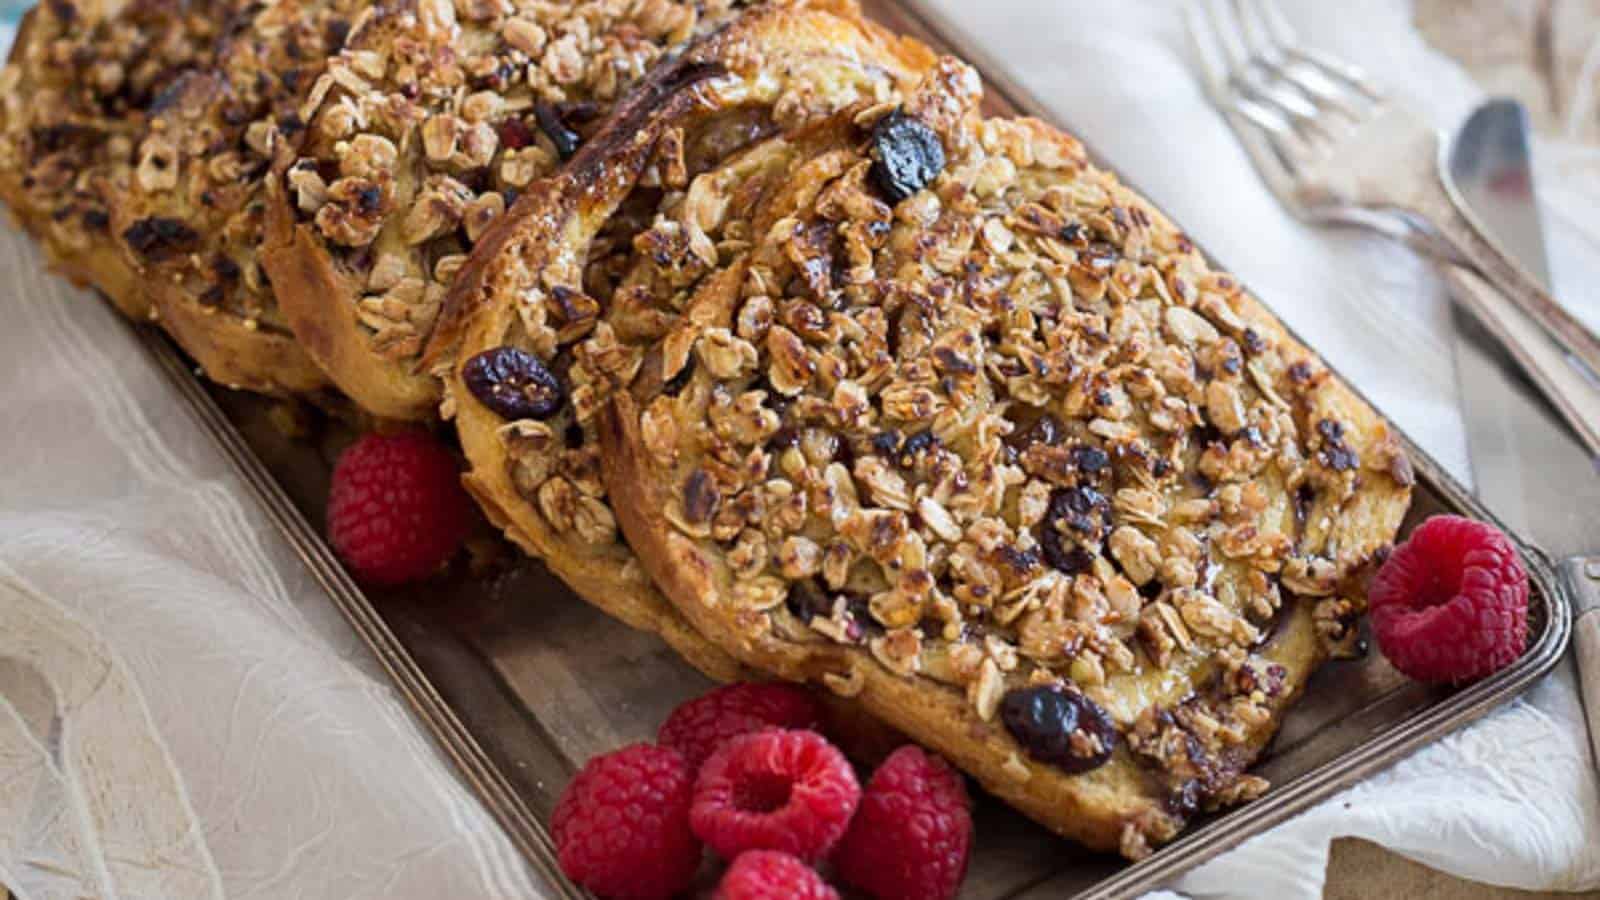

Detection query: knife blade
xmin=1445 ymin=97 xmax=1600 ymax=769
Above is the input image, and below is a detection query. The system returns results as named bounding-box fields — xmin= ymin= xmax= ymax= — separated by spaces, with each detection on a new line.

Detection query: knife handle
xmin=1560 ymin=558 xmax=1600 ymax=773
xmin=1429 ymin=188 xmax=1600 ymax=383
xmin=1443 ymin=265 xmax=1600 ymax=459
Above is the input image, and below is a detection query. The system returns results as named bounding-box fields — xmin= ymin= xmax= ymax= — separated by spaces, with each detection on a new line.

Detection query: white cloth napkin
xmin=914 ymin=0 xmax=1600 ymax=896
xmin=0 ymin=239 xmax=541 ymax=897
xmin=0 ymin=1 xmax=1597 ymax=898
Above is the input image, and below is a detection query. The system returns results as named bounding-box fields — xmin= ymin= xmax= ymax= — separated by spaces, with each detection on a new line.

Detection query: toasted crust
xmin=588 ymin=69 xmax=1412 ymax=855
xmin=435 ymin=2 xmax=933 ymax=704
xmin=103 ymin=0 xmax=363 ymax=397
xmin=0 ymin=0 xmax=223 ymax=318
xmin=604 ymin=393 xmax=1328 ymax=852
xmin=265 ymin=0 xmax=843 ymax=420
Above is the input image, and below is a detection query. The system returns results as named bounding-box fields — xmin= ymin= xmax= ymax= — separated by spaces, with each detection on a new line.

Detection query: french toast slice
xmin=106 ymin=0 xmax=360 ymax=397
xmin=260 ymin=0 xmax=801 ymax=421
xmin=424 ymin=2 xmax=934 ymax=678
xmin=0 ymin=0 xmax=229 ymax=318
xmin=591 ymin=63 xmax=1411 ymax=854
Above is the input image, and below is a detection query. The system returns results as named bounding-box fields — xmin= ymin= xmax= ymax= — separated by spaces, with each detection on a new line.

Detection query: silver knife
xmin=1444 ymin=98 xmax=1600 ymax=768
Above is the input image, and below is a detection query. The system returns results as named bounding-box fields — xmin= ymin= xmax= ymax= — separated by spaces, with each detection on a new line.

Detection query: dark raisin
xmin=785 ymin=579 xmax=832 ymax=623
xmin=846 ymin=595 xmax=881 ymax=642
xmin=563 ymin=422 xmax=585 ymax=449
xmin=461 ymin=347 xmax=565 ymax=420
xmin=1293 ymin=483 xmax=1315 ymax=531
xmin=1000 ymin=685 xmax=1117 ymax=774
xmin=534 ymin=102 xmax=582 ymax=160
xmin=325 ymin=18 xmax=351 ymax=49
xmin=1322 ymin=444 xmax=1359 ymax=472
xmin=682 ymin=469 xmax=718 ymax=525
xmin=1242 ymin=328 xmax=1266 ymax=355
xmin=898 ymin=430 xmax=938 ymax=467
xmin=1059 ymin=222 xmax=1087 ymax=245
xmin=1006 ymin=414 xmax=1063 ymax=453
xmin=148 ymin=79 xmax=186 ymax=114
xmin=121 ymin=217 xmax=198 ymax=260
xmin=356 ymin=185 xmax=383 ymax=213
xmin=994 ymin=545 xmax=1041 ymax=578
xmin=1167 ymin=779 xmax=1202 ymax=817
xmin=870 ymin=429 xmax=903 ymax=456
xmin=766 ymin=426 xmax=801 ymax=454
xmin=1038 ymin=487 xmax=1109 ymax=574
xmin=1059 ymin=485 xmax=1110 ymax=535
xmin=867 ymin=110 xmax=945 ymax=204
xmin=1069 ymin=444 xmax=1109 ymax=474
xmin=211 ymin=255 xmax=241 ymax=282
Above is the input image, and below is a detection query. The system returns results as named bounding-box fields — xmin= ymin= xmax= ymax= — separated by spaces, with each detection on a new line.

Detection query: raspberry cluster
xmin=549 ymin=682 xmax=974 ymax=899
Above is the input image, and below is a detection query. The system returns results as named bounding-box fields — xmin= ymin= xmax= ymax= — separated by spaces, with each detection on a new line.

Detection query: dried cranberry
xmin=498 ymin=117 xmax=535 ymax=150
xmin=1000 ymin=685 xmax=1116 ymax=774
xmin=461 ymin=347 xmax=565 ymax=420
xmin=868 ymin=110 xmax=945 ymax=204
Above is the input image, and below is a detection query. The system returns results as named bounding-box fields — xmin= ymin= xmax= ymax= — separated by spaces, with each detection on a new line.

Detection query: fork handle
xmin=1421 ymin=189 xmax=1600 ymax=382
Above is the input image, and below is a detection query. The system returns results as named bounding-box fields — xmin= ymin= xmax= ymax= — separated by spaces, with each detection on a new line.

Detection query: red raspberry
xmin=834 ymin=745 xmax=972 ymax=900
xmin=1369 ymin=515 xmax=1529 ymax=683
xmin=714 ymin=851 xmax=839 ymax=900
xmin=326 ymin=431 xmax=471 ymax=585
xmin=659 ymin=683 xmax=823 ymax=769
xmin=691 ymin=729 xmax=859 ymax=863
xmin=550 ymin=743 xmax=701 ymax=900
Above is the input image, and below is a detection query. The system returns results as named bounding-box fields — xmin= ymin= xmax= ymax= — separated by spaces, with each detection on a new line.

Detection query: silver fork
xmin=1184 ymin=0 xmax=1600 ymax=393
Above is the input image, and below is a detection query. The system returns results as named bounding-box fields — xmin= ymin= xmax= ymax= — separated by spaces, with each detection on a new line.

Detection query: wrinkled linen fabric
xmin=0 ymin=235 xmax=544 ymax=897
xmin=915 ymin=0 xmax=1600 ymax=896
xmin=0 ymin=1 xmax=1597 ymax=898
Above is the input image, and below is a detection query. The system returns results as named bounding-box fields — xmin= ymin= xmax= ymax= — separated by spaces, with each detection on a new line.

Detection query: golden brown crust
xmin=588 ymin=68 xmax=1411 ymax=855
xmin=103 ymin=0 xmax=362 ymax=398
xmin=265 ymin=0 xmax=836 ymax=420
xmin=604 ymin=393 xmax=1336 ymax=852
xmin=0 ymin=0 xmax=224 ymax=318
xmin=436 ymin=0 xmax=933 ymax=735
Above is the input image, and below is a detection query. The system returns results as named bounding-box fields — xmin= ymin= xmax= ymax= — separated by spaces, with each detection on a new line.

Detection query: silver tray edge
xmin=126 ymin=3 xmax=1577 ymax=887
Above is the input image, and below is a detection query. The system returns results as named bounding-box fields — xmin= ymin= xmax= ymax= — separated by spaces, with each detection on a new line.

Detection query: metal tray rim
xmin=128 ymin=3 xmax=1578 ymax=890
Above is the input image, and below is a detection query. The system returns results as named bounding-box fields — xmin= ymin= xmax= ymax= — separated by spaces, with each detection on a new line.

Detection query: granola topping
xmin=599 ymin=58 xmax=1412 ymax=797
xmin=289 ymin=0 xmax=761 ymax=365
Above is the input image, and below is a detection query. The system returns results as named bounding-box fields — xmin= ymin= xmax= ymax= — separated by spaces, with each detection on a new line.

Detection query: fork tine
xmin=1183 ymin=0 xmax=1310 ymax=206
xmin=1252 ymin=0 xmax=1385 ymax=102
xmin=1181 ymin=0 xmax=1235 ymax=106
xmin=1232 ymin=0 xmax=1372 ymax=123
